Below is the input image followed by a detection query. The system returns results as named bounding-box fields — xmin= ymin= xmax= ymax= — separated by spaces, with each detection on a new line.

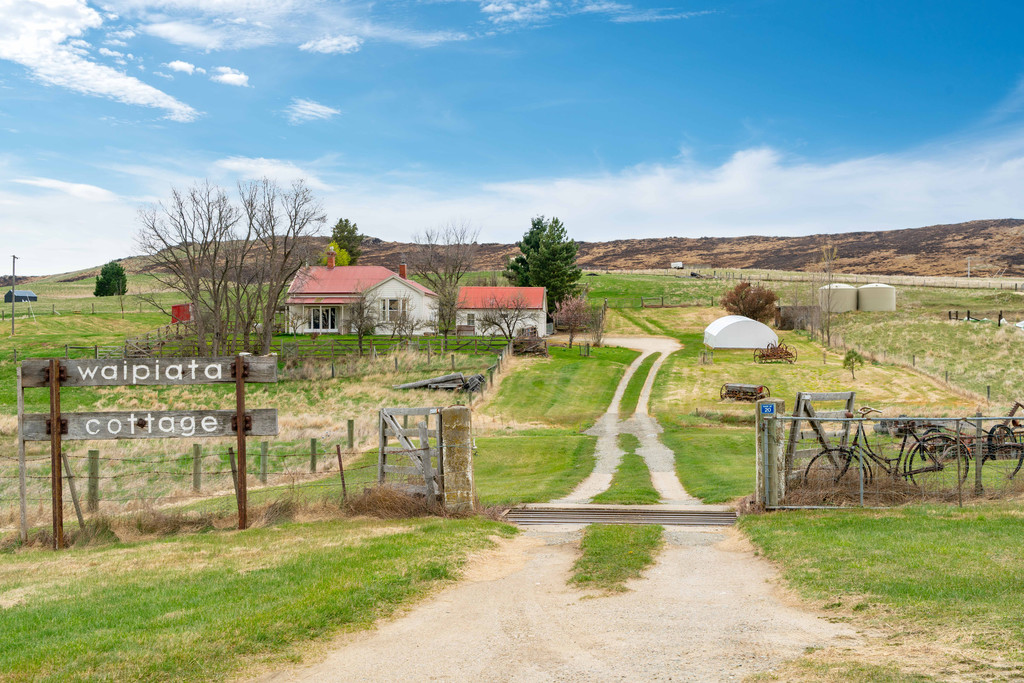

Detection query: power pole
xmin=10 ymin=255 xmax=16 ymax=336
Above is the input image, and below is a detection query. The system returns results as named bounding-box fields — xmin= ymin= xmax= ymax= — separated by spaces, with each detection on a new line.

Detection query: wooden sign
xmin=22 ymin=409 xmax=278 ymax=442
xmin=20 ymin=356 xmax=277 ymax=388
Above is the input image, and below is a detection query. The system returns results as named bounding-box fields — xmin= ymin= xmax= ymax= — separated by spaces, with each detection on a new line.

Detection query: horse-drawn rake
xmin=754 ymin=342 xmax=797 ymax=364
xmin=720 ymin=383 xmax=770 ymax=402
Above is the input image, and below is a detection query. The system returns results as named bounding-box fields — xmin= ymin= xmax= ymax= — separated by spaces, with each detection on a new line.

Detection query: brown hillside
xmin=358 ymin=219 xmax=1024 ymax=277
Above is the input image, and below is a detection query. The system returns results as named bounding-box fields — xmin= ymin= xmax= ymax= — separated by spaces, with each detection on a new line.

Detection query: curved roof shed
xmin=703 ymin=315 xmax=779 ymax=349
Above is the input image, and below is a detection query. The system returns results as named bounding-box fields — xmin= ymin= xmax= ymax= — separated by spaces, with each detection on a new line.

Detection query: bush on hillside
xmin=720 ymin=281 xmax=778 ymax=323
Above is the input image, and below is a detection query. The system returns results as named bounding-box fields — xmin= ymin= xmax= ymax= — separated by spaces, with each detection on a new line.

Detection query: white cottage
xmin=284 ymin=259 xmax=437 ymax=334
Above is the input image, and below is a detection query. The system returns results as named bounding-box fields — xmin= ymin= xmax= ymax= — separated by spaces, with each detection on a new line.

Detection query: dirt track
xmin=259 ymin=336 xmax=860 ymax=682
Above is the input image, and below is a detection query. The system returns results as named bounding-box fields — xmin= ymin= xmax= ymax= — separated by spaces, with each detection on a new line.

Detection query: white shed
xmin=703 ymin=315 xmax=779 ymax=349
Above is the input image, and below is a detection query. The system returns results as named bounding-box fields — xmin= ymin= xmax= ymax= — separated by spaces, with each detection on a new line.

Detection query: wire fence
xmin=0 ymin=439 xmax=382 ymax=534
xmin=777 ymin=415 xmax=1024 ymax=508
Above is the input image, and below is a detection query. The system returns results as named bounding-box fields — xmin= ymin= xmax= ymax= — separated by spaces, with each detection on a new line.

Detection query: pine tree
xmin=331 ymin=218 xmax=364 ymax=264
xmin=503 ymin=217 xmax=546 ymax=286
xmin=527 ymin=217 xmax=582 ymax=310
xmin=94 ymin=261 xmax=128 ymax=297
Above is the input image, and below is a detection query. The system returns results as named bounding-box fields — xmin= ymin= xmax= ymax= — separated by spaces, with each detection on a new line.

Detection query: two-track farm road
xmin=258 ymin=335 xmax=858 ymax=683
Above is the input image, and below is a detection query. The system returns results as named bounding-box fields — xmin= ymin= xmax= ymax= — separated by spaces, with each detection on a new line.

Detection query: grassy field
xmin=741 ymin=504 xmax=1024 ymax=679
xmin=483 ymin=345 xmax=640 ymax=430
xmin=618 ymin=352 xmax=659 ymax=417
xmin=0 ymin=515 xmax=514 ymax=681
xmin=569 ymin=523 xmax=664 ymax=592
xmin=591 ymin=434 xmax=660 ymax=504
xmin=474 ymin=432 xmax=597 ymax=505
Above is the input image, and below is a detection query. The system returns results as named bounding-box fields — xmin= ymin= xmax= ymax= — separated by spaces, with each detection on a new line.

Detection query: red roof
xmin=458 ymin=286 xmax=546 ymax=310
xmin=286 ymin=265 xmax=436 ymax=301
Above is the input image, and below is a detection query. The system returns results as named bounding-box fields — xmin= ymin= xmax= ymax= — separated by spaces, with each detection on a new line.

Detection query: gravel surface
xmin=257 ymin=335 xmax=859 ymax=682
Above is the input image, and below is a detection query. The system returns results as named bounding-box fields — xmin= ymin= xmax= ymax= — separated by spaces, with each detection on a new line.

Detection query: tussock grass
xmin=570 ymin=523 xmax=663 ymax=592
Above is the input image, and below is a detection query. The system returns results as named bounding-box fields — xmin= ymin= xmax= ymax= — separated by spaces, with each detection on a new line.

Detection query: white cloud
xmin=165 ymin=59 xmax=196 ymax=74
xmin=285 ymin=98 xmax=341 ymax=124
xmin=143 ymin=20 xmax=231 ymax=50
xmin=210 ymin=66 xmax=248 ymax=86
xmin=609 ymin=9 xmax=715 ymax=23
xmin=481 ymin=0 xmax=553 ymax=25
xmin=98 ymin=47 xmax=123 ymax=57
xmin=299 ymin=34 xmax=363 ymax=54
xmin=12 ymin=176 xmax=118 ymax=202
xmin=0 ymin=0 xmax=197 ymax=121
xmin=213 ymin=156 xmax=329 ymax=190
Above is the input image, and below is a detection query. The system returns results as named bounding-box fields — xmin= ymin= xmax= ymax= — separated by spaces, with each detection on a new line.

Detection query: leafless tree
xmin=819 ymin=243 xmax=838 ymax=346
xmin=555 ymin=293 xmax=591 ymax=348
xmin=479 ymin=293 xmax=531 ymax=340
xmin=136 ymin=178 xmax=325 ymax=356
xmin=348 ymin=288 xmax=379 ymax=356
xmin=409 ymin=220 xmax=480 ymax=340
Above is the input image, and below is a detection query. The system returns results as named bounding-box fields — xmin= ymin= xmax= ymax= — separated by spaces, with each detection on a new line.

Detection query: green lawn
xmin=618 ymin=352 xmax=660 ymax=416
xmin=485 ymin=345 xmax=640 ymax=430
xmin=0 ymin=516 xmax=514 ymax=682
xmin=742 ymin=504 xmax=1024 ymax=676
xmin=570 ymin=523 xmax=664 ymax=592
xmin=474 ymin=432 xmax=597 ymax=505
xmin=591 ymin=434 xmax=660 ymax=504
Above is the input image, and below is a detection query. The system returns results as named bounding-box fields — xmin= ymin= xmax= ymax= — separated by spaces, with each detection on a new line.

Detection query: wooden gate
xmin=784 ymin=391 xmax=856 ymax=476
xmin=378 ymin=407 xmax=444 ymax=505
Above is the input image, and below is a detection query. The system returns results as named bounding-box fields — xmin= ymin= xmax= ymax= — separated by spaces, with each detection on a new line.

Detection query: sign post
xmin=19 ymin=355 xmax=278 ymax=547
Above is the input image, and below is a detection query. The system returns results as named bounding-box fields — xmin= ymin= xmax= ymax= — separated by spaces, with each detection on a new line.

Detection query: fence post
xmin=260 ymin=442 xmax=268 ymax=484
xmin=755 ymin=399 xmax=786 ymax=507
xmin=974 ymin=412 xmax=984 ymax=496
xmin=336 ymin=445 xmax=347 ymax=501
xmin=310 ymin=438 xmax=318 ymax=473
xmin=347 ymin=419 xmax=355 ymax=450
xmin=87 ymin=449 xmax=99 ymax=512
xmin=192 ymin=444 xmax=202 ymax=492
xmin=451 ymin=354 xmax=455 ymax=371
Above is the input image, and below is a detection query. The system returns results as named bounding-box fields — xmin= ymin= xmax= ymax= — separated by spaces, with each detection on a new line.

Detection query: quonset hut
xmin=703 ymin=315 xmax=779 ymax=349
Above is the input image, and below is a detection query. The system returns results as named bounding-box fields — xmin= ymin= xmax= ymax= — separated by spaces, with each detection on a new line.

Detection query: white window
xmin=381 ymin=298 xmax=407 ymax=322
xmin=466 ymin=313 xmax=476 ymax=326
xmin=309 ymin=306 xmax=337 ymax=331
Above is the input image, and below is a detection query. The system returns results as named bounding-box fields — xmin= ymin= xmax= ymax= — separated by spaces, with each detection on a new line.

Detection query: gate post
xmin=756 ymin=399 xmax=786 ymax=507
xmin=440 ymin=406 xmax=475 ymax=512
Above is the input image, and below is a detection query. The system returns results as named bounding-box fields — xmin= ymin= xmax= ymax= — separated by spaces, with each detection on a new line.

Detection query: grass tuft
xmin=570 ymin=523 xmax=663 ymax=592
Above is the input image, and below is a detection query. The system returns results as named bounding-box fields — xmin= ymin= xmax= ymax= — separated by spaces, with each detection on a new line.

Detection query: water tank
xmin=818 ymin=283 xmax=857 ymax=313
xmin=857 ymin=283 xmax=896 ymax=312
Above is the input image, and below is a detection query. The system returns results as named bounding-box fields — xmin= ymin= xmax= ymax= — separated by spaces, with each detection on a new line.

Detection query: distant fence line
xmin=585 ymin=267 xmax=1024 ymax=291
xmin=9 ymin=335 xmax=514 ymax=363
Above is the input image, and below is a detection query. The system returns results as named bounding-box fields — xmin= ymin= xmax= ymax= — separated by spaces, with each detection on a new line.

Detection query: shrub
xmin=721 ymin=281 xmax=778 ymax=323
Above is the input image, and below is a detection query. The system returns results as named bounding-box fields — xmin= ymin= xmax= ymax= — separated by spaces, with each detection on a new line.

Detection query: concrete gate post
xmin=441 ymin=406 xmax=476 ymax=512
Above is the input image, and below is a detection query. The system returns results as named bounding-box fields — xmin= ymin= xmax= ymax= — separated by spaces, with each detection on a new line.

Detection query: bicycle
xmin=803 ymin=407 xmax=971 ymax=489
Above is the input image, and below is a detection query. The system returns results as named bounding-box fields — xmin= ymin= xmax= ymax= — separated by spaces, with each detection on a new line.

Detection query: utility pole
xmin=10 ymin=255 xmax=16 ymax=336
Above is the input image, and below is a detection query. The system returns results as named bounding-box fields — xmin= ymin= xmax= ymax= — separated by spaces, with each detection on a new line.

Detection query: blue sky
xmin=3 ymin=0 xmax=1024 ymax=274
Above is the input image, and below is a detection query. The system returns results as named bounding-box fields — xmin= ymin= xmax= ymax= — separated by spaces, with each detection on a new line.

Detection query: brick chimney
xmin=327 ymin=251 xmax=336 ymax=268
xmin=399 ymin=261 xmax=407 ymax=279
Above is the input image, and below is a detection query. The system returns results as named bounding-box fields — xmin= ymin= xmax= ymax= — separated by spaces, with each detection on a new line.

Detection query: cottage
xmin=456 ymin=286 xmax=548 ymax=338
xmin=284 ymin=257 xmax=437 ymax=334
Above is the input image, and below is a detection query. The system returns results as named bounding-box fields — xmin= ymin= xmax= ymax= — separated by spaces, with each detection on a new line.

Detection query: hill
xmin=358 ymin=218 xmax=1024 ymax=277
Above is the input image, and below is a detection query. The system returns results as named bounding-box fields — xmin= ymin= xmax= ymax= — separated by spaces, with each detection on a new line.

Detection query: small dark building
xmin=4 ymin=290 xmax=37 ymax=303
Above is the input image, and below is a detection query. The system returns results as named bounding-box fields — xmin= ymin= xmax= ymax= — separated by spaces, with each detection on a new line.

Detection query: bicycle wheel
xmin=905 ymin=439 xmax=969 ymax=492
xmin=804 ymin=448 xmax=853 ymax=485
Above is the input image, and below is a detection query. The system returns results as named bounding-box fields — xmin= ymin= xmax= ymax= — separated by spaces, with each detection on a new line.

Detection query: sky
xmin=3 ymin=0 xmax=1024 ymax=274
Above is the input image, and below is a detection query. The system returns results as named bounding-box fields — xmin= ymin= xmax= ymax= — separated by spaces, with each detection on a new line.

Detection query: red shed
xmin=171 ymin=303 xmax=193 ymax=323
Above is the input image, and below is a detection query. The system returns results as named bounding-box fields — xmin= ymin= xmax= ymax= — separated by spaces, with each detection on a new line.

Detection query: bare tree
xmin=348 ymin=288 xmax=379 ymax=356
xmin=819 ymin=243 xmax=838 ymax=346
xmin=136 ymin=178 xmax=325 ymax=356
xmin=479 ymin=293 xmax=531 ymax=340
xmin=409 ymin=220 xmax=480 ymax=341
xmin=555 ymin=293 xmax=590 ymax=348
xmin=381 ymin=295 xmax=420 ymax=341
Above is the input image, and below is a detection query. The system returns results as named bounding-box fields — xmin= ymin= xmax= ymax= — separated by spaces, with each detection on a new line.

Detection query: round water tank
xmin=857 ymin=283 xmax=896 ymax=312
xmin=818 ymin=283 xmax=857 ymax=313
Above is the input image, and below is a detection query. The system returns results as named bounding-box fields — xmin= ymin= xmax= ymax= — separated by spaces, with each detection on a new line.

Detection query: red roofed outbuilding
xmin=456 ymin=286 xmax=548 ymax=337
